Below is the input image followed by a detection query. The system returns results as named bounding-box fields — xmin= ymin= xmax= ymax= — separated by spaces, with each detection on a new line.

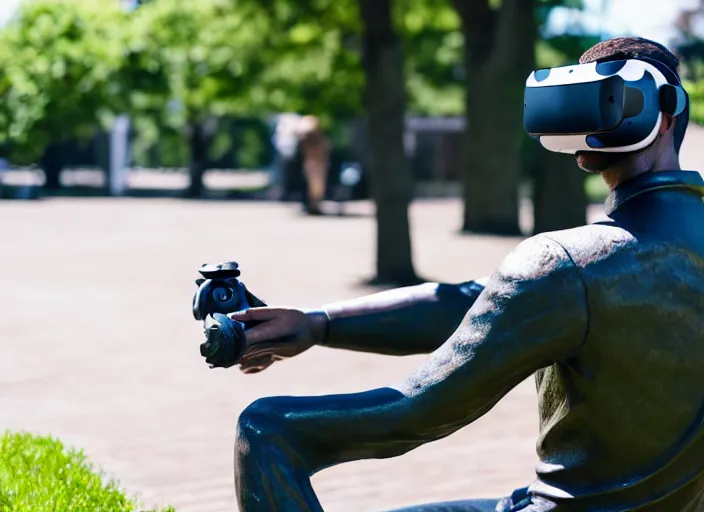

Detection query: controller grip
xmin=200 ymin=313 xmax=247 ymax=368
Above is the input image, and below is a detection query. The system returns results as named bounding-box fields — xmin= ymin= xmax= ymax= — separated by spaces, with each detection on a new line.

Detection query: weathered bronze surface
xmin=235 ymin=171 xmax=704 ymax=512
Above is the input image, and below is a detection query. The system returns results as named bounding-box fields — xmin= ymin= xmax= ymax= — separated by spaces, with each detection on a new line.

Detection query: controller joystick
xmin=192 ymin=261 xmax=266 ymax=369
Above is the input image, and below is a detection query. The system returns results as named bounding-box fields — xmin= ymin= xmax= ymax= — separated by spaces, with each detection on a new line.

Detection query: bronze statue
xmin=213 ymin=38 xmax=704 ymax=511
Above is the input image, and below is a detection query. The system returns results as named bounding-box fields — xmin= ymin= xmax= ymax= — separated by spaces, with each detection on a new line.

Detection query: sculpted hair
xmin=580 ymin=37 xmax=689 ymax=153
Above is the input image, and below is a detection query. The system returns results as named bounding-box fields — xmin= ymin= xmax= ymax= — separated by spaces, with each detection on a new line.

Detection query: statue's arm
xmin=317 ymin=279 xmax=489 ymax=355
xmin=235 ymin=236 xmax=590 ymax=511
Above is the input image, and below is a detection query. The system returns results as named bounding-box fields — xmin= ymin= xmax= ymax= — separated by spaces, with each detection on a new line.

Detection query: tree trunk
xmin=359 ymin=0 xmax=419 ymax=285
xmin=532 ymin=151 xmax=587 ymax=234
xmin=186 ymin=122 xmax=207 ymax=198
xmin=454 ymin=0 xmax=537 ymax=235
xmin=41 ymin=143 xmax=63 ymax=190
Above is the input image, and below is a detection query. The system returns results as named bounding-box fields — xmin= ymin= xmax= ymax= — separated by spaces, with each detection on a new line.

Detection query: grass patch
xmin=0 ymin=431 xmax=174 ymax=512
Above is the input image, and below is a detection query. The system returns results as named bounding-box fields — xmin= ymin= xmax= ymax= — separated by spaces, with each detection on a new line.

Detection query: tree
xmin=450 ymin=0 xmax=593 ymax=235
xmin=241 ymin=0 xmax=417 ymax=284
xmin=396 ymin=0 xmax=464 ymax=116
xmin=127 ymin=0 xmax=271 ymax=197
xmin=360 ymin=0 xmax=419 ymax=284
xmin=128 ymin=0 xmax=417 ymax=282
xmin=527 ymin=140 xmax=588 ymax=234
xmin=247 ymin=0 xmax=364 ymax=123
xmin=0 ymin=0 xmax=128 ymax=189
xmin=529 ymin=28 xmax=600 ymax=234
xmin=452 ymin=0 xmax=537 ymax=235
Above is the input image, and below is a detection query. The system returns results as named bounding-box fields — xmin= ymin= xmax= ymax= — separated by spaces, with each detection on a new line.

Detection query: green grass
xmin=0 ymin=431 xmax=174 ymax=512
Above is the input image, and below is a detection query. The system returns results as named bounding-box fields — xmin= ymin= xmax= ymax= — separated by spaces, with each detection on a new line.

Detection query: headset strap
xmin=633 ymin=56 xmax=688 ymax=116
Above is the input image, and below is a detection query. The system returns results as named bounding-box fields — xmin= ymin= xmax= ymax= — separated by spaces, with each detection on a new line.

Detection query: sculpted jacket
xmin=523 ymin=170 xmax=704 ymax=511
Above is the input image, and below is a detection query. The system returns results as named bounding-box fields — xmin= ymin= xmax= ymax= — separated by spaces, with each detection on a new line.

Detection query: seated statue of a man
xmin=230 ymin=37 xmax=704 ymax=511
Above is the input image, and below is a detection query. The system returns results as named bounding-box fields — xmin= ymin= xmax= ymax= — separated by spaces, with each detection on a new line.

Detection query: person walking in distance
xmin=297 ymin=115 xmax=331 ymax=215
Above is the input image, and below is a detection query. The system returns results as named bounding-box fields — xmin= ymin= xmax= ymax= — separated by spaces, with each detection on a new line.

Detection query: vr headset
xmin=523 ymin=58 xmax=688 ymax=154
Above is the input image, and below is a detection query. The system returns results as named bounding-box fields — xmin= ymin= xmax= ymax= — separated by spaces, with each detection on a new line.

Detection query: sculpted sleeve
xmin=390 ymin=234 xmax=589 ymax=438
xmin=320 ymin=278 xmax=489 ymax=355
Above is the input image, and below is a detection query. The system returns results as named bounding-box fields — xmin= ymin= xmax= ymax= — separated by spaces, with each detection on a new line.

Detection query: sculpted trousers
xmin=234 ymin=392 xmax=533 ymax=511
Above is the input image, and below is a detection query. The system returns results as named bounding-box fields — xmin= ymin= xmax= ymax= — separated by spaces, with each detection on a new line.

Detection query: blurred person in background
xmin=229 ymin=37 xmax=704 ymax=512
xmin=270 ymin=113 xmax=302 ymax=201
xmin=296 ymin=115 xmax=331 ymax=215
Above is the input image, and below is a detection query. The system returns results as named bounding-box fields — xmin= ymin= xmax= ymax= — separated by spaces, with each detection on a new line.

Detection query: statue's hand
xmin=231 ymin=308 xmax=328 ymax=374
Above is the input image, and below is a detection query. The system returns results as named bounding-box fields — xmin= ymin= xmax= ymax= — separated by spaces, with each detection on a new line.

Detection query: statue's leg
xmin=235 ymin=397 xmax=328 ymax=512
xmin=384 ymin=498 xmax=501 ymax=511
xmin=235 ymin=390 xmax=421 ymax=511
xmin=234 ymin=391 xmax=513 ymax=511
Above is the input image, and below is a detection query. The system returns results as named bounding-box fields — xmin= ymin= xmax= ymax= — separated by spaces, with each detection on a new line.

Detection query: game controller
xmin=192 ymin=261 xmax=266 ymax=369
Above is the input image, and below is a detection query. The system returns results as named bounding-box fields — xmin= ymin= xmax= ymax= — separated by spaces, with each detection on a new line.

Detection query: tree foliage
xmin=126 ymin=0 xmax=270 ymax=126
xmin=247 ymin=0 xmax=364 ymax=122
xmin=0 ymin=0 xmax=603 ymax=167
xmin=0 ymin=0 xmax=127 ymax=164
xmin=121 ymin=0 xmax=274 ymax=181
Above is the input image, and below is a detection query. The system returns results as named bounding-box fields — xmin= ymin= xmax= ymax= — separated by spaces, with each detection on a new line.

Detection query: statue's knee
xmin=236 ymin=397 xmax=294 ymax=456
xmin=238 ymin=398 xmax=277 ymax=439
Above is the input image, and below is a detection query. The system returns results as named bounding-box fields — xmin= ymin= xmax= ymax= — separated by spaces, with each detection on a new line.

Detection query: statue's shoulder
xmin=534 ymin=222 xmax=636 ymax=269
xmin=485 ymin=234 xmax=588 ymax=314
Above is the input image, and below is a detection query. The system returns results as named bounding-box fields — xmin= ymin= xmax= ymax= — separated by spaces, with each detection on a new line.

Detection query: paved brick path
xmin=0 ymin=197 xmax=608 ymax=511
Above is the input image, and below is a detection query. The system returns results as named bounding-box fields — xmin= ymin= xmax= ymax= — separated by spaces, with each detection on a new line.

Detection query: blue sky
xmin=0 ymin=0 xmax=699 ymax=46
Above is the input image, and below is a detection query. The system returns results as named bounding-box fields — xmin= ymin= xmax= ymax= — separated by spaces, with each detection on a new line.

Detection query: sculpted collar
xmin=605 ymin=170 xmax=704 ymax=216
